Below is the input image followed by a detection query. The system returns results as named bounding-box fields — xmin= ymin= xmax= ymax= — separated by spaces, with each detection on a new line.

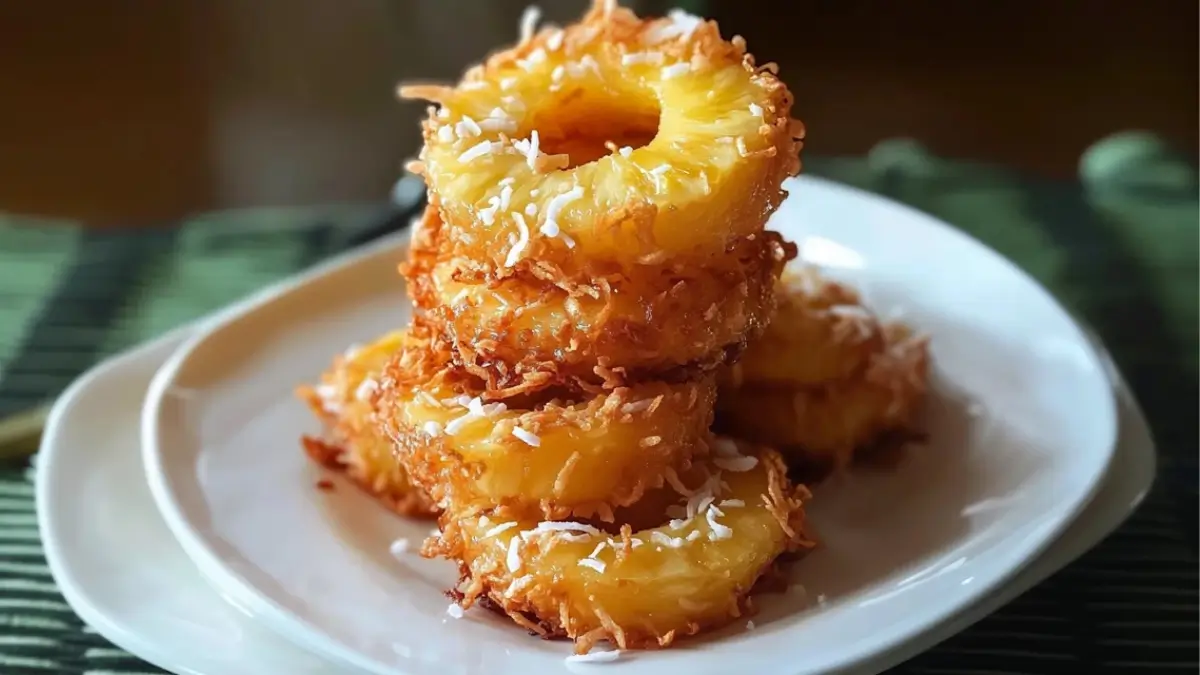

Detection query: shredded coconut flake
xmin=507 ymin=537 xmax=523 ymax=572
xmin=622 ymin=51 xmax=665 ymax=66
xmin=444 ymin=405 xmax=482 ymax=435
xmin=566 ymin=55 xmax=601 ymax=79
xmin=436 ymin=125 xmax=455 ymax=143
xmin=542 ymin=185 xmax=584 ymax=239
xmin=578 ymin=558 xmax=607 ymax=573
xmin=467 ymin=396 xmax=485 ymax=416
xmin=479 ymin=196 xmax=501 ymax=226
xmin=500 ymin=76 xmax=517 ymax=90
xmin=618 ymin=146 xmax=633 ymax=158
xmin=649 ymin=164 xmax=671 ymax=192
xmin=512 ymin=426 xmax=541 ymax=446
xmin=314 ymin=384 xmax=339 ymax=413
xmin=517 ymin=47 xmax=547 ymax=71
xmin=455 ymin=116 xmax=482 ymax=138
xmin=706 ymin=507 xmax=733 ymax=540
xmin=650 ymin=531 xmax=686 ymax=548
xmin=506 ymin=575 xmax=534 ymax=597
xmin=479 ymin=111 xmax=517 ymax=134
xmin=749 ymin=103 xmax=764 ymax=118
xmin=718 ymin=499 xmax=745 ymax=508
xmin=688 ymin=495 xmax=714 ymax=519
xmin=504 ymin=212 xmax=531 ymax=267
xmin=446 ymin=603 xmax=465 ymax=619
xmin=546 ymin=29 xmax=565 ymax=51
xmin=513 ymin=130 xmax=541 ymax=170
xmin=459 ymin=140 xmax=498 ymax=163
xmin=354 ymin=377 xmax=378 ymax=402
xmin=524 ymin=521 xmax=602 ymax=538
xmin=736 ymin=137 xmax=748 ymax=156
xmin=714 ymin=455 xmax=759 ymax=472
xmin=484 ymin=522 xmax=518 ymax=538
xmin=518 ymin=5 xmax=541 ymax=44
xmin=661 ymin=62 xmax=691 ymax=79
xmin=422 ymin=420 xmax=443 ymax=437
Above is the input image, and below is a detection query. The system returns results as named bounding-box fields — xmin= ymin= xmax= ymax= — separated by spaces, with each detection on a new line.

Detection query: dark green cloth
xmin=0 ymin=135 xmax=1195 ymax=674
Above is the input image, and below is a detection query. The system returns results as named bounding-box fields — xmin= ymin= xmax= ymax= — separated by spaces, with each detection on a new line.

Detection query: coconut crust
xmin=399 ymin=0 xmax=803 ymax=281
xmin=721 ymin=267 xmax=887 ymax=388
xmin=375 ymin=327 xmax=715 ymax=520
xmin=717 ymin=316 xmax=931 ymax=478
xmin=296 ymin=332 xmax=438 ymax=519
xmin=403 ymin=205 xmax=794 ymax=392
xmin=427 ymin=445 xmax=813 ymax=653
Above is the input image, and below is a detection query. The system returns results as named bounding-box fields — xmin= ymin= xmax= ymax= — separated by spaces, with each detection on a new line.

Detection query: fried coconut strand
xmin=428 ymin=442 xmax=812 ymax=650
xmin=298 ymin=332 xmax=437 ymax=518
xmin=717 ymin=270 xmax=931 ymax=478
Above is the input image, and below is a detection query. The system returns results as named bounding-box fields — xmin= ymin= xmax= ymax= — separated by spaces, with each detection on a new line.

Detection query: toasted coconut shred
xmin=289 ymin=0 xmax=933 ymax=662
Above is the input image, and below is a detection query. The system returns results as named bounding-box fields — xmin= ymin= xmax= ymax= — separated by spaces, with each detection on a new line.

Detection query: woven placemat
xmin=0 ymin=137 xmax=1195 ymax=674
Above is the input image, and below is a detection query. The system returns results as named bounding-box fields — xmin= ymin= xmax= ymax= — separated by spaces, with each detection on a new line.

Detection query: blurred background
xmin=0 ymin=0 xmax=1195 ymax=226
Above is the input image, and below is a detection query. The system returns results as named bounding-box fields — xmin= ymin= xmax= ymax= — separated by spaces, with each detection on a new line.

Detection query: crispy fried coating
xmin=721 ymin=268 xmax=884 ymax=388
xmin=297 ymin=332 xmax=438 ymax=518
xmin=717 ymin=319 xmax=930 ymax=477
xmin=404 ymin=206 xmax=793 ymax=391
xmin=399 ymin=0 xmax=802 ymax=280
xmin=375 ymin=327 xmax=714 ymax=520
xmin=428 ymin=444 xmax=813 ymax=653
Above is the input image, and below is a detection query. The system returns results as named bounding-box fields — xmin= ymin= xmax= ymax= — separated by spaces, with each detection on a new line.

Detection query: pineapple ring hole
xmin=528 ymin=89 xmax=661 ymax=170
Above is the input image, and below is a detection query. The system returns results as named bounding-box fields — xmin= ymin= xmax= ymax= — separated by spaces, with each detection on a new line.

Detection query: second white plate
xmin=141 ymin=177 xmax=1118 ymax=675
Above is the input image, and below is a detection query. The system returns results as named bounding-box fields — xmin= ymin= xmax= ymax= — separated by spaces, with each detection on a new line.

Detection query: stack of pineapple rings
xmin=375 ymin=1 xmax=814 ymax=653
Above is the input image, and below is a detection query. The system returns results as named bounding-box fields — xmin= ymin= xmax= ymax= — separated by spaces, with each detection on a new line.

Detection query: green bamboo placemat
xmin=0 ymin=136 xmax=1195 ymax=673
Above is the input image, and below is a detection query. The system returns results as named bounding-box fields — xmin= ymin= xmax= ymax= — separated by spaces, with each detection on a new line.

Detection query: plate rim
xmin=140 ymin=176 xmax=1120 ymax=675
xmin=36 ymin=331 xmax=212 ymax=675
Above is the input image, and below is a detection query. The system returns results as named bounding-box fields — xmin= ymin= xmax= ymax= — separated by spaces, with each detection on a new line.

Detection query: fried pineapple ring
xmin=298 ymin=332 xmax=437 ymax=518
xmin=404 ymin=206 xmax=793 ymax=389
xmin=400 ymin=1 xmax=802 ymax=278
xmin=430 ymin=444 xmax=812 ymax=652
xmin=717 ymin=323 xmax=930 ymax=474
xmin=376 ymin=328 xmax=714 ymax=520
xmin=722 ymin=268 xmax=884 ymax=388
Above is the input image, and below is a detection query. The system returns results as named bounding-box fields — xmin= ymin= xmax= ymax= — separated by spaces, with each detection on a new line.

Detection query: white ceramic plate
xmin=142 ymin=176 xmax=1118 ymax=675
xmin=36 ymin=333 xmax=339 ymax=675
xmin=36 ymin=318 xmax=1153 ymax=675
